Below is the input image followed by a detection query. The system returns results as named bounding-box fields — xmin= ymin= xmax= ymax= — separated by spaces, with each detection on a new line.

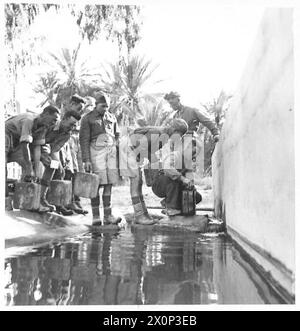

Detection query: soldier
xmin=119 ymin=118 xmax=189 ymax=224
xmin=79 ymin=92 xmax=120 ymax=226
xmin=38 ymin=110 xmax=81 ymax=212
xmin=5 ymin=106 xmax=60 ymax=184
xmin=152 ymin=136 xmax=203 ymax=216
xmin=57 ymin=94 xmax=87 ymax=215
xmin=164 ymin=91 xmax=220 ymax=140
xmin=63 ymin=94 xmax=85 ymax=116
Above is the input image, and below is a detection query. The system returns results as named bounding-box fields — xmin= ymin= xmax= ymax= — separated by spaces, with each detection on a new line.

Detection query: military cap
xmin=94 ymin=91 xmax=110 ymax=106
xmin=164 ymin=91 xmax=180 ymax=101
xmin=71 ymin=94 xmax=85 ymax=104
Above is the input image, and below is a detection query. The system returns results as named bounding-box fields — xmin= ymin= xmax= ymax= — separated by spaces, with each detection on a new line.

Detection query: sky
xmin=14 ymin=3 xmax=264 ymax=111
xmin=137 ymin=4 xmax=264 ymax=107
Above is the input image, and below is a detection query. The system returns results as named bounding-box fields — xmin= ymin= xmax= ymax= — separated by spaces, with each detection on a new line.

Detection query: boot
xmin=67 ymin=201 xmax=88 ymax=215
xmin=132 ymin=196 xmax=155 ymax=225
xmin=166 ymin=208 xmax=182 ymax=216
xmin=39 ymin=184 xmax=55 ymax=212
xmin=56 ymin=206 xmax=74 ymax=216
xmin=103 ymin=195 xmax=120 ymax=225
xmin=103 ymin=207 xmax=121 ymax=225
xmin=74 ymin=195 xmax=87 ymax=213
xmin=135 ymin=213 xmax=156 ymax=225
xmin=91 ymin=196 xmax=101 ymax=226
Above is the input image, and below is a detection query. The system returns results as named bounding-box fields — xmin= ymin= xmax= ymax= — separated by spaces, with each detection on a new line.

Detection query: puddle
xmin=4 ymin=226 xmax=283 ymax=305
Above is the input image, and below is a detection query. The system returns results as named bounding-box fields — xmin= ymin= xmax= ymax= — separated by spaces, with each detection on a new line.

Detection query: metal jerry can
xmin=13 ymin=182 xmax=41 ymax=210
xmin=181 ymin=134 xmax=197 ymax=216
xmin=73 ymin=172 xmax=100 ymax=198
xmin=181 ymin=188 xmax=196 ymax=216
xmin=47 ymin=180 xmax=72 ymax=207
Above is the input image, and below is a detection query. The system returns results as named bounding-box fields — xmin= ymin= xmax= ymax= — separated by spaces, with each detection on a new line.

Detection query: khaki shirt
xmin=5 ymin=113 xmax=46 ymax=148
xmin=80 ymin=110 xmax=120 ymax=162
xmin=171 ymin=105 xmax=219 ymax=136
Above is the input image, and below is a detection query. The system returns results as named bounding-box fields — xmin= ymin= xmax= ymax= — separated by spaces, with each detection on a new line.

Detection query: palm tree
xmin=201 ymin=90 xmax=233 ymax=175
xmin=33 ymin=71 xmax=59 ymax=107
xmin=41 ymin=42 xmax=100 ymax=107
xmin=201 ymin=90 xmax=233 ymax=129
xmin=99 ymin=55 xmax=164 ymax=127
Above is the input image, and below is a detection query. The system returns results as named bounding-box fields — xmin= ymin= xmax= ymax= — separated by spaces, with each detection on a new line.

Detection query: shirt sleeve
xmin=32 ymin=126 xmax=47 ymax=146
xmin=195 ymin=109 xmax=219 ymax=136
xmin=20 ymin=119 xmax=34 ymax=143
xmin=50 ymin=133 xmax=70 ymax=154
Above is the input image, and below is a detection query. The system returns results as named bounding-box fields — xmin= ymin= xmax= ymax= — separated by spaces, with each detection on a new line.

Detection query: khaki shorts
xmin=90 ymin=144 xmax=119 ymax=185
xmin=118 ymin=136 xmax=140 ymax=178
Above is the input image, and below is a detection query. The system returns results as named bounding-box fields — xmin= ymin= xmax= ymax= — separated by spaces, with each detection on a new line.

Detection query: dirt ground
xmin=96 ymin=176 xmax=214 ymax=217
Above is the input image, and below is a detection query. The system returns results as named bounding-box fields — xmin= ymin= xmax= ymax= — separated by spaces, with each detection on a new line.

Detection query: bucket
xmin=73 ymin=172 xmax=100 ymax=198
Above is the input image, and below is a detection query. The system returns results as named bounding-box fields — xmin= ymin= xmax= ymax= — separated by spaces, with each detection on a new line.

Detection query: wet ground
xmin=4 ymin=225 xmax=284 ymax=306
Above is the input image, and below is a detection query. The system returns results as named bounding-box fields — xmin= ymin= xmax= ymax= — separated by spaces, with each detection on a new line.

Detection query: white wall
xmin=212 ymin=8 xmax=294 ymax=296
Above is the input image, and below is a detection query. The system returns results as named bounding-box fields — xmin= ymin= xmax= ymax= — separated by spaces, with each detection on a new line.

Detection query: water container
xmin=13 ymin=182 xmax=41 ymax=210
xmin=47 ymin=180 xmax=72 ymax=206
xmin=5 ymin=196 xmax=13 ymax=211
xmin=73 ymin=172 xmax=100 ymax=198
xmin=181 ymin=189 xmax=196 ymax=216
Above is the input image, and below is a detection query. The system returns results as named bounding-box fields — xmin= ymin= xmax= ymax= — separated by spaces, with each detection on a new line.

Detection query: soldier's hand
xmin=40 ymin=154 xmax=52 ymax=167
xmin=181 ymin=177 xmax=193 ymax=190
xmin=84 ymin=161 xmax=92 ymax=173
xmin=213 ymin=134 xmax=220 ymax=143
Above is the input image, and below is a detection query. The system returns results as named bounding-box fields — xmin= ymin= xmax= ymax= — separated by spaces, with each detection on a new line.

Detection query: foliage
xmin=5 ymin=3 xmax=143 ymax=114
xmin=34 ymin=43 xmax=101 ymax=108
xmin=201 ymin=90 xmax=233 ymax=130
xmin=200 ymin=90 xmax=233 ymax=174
xmin=137 ymin=99 xmax=173 ymax=127
xmin=5 ymin=3 xmax=59 ymax=42
xmin=33 ymin=72 xmax=59 ymax=107
xmin=99 ymin=55 xmax=164 ymax=125
xmin=73 ymin=4 xmax=142 ymax=55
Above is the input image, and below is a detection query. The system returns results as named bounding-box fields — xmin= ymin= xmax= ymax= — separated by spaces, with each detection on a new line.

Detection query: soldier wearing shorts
xmin=79 ymin=92 xmax=120 ymax=225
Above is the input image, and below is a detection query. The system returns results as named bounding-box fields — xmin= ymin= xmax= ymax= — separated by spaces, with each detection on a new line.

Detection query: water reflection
xmin=4 ymin=227 xmax=282 ymax=305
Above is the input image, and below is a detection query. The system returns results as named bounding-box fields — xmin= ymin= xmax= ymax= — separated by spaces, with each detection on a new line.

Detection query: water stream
xmin=4 ymin=226 xmax=283 ymax=305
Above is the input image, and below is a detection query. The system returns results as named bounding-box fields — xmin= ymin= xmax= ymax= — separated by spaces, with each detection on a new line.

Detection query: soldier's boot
xmin=73 ymin=195 xmax=88 ymax=214
xmin=103 ymin=195 xmax=121 ymax=225
xmin=91 ymin=195 xmax=101 ymax=226
xmin=56 ymin=206 xmax=74 ymax=216
xmin=39 ymin=184 xmax=55 ymax=212
xmin=132 ymin=196 xmax=155 ymax=225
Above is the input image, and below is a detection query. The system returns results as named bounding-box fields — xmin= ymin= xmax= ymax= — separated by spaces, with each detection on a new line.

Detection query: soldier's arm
xmin=161 ymin=150 xmax=183 ymax=180
xmin=195 ymin=109 xmax=219 ymax=137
